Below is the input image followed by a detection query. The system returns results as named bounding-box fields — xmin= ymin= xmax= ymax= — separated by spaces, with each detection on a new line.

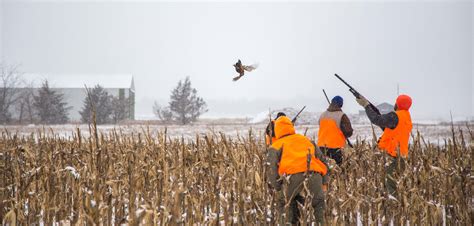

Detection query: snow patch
xmin=64 ymin=166 xmax=80 ymax=179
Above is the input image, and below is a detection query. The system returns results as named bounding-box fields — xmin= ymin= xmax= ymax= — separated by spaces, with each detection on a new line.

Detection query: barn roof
xmin=20 ymin=74 xmax=134 ymax=89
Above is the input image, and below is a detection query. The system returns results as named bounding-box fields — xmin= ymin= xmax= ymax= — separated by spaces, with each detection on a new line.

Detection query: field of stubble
xmin=1 ymin=123 xmax=472 ymax=225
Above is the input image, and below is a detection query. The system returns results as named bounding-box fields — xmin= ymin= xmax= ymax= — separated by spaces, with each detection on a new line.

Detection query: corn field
xmin=1 ymin=126 xmax=472 ymax=225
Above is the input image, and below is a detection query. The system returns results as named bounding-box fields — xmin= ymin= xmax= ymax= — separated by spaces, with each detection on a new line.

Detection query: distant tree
xmin=153 ymin=101 xmax=173 ymax=123
xmin=33 ymin=81 xmax=70 ymax=124
xmin=16 ymin=83 xmax=36 ymax=124
xmin=80 ymin=85 xmax=114 ymax=124
xmin=0 ymin=64 xmax=22 ymax=123
xmin=15 ymin=81 xmax=37 ymax=124
xmin=111 ymin=96 xmax=130 ymax=123
xmin=167 ymin=77 xmax=207 ymax=125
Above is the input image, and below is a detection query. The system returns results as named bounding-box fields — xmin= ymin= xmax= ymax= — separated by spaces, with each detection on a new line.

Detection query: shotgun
xmin=291 ymin=106 xmax=306 ymax=124
xmin=334 ymin=74 xmax=381 ymax=115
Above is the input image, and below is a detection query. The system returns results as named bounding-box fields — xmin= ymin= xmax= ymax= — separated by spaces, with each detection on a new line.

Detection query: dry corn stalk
xmin=0 ymin=126 xmax=471 ymax=224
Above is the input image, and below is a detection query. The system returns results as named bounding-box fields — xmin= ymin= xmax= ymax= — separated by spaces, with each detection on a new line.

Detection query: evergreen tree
xmin=33 ymin=81 xmax=70 ymax=124
xmin=80 ymin=85 xmax=114 ymax=124
xmin=168 ymin=77 xmax=207 ymax=125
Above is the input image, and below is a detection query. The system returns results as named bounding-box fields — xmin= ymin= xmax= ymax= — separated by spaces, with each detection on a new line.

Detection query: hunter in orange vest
xmin=317 ymin=96 xmax=353 ymax=165
xmin=265 ymin=112 xmax=287 ymax=146
xmin=266 ymin=115 xmax=329 ymax=224
xmin=356 ymin=94 xmax=413 ymax=195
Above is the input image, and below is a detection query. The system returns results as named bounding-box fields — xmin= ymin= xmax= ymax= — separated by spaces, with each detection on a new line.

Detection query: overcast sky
xmin=1 ymin=0 xmax=472 ymax=120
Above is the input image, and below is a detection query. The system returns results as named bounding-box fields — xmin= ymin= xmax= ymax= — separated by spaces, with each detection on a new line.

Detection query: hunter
xmin=317 ymin=96 xmax=353 ymax=165
xmin=266 ymin=115 xmax=329 ymax=225
xmin=356 ymin=94 xmax=413 ymax=195
xmin=265 ymin=112 xmax=287 ymax=145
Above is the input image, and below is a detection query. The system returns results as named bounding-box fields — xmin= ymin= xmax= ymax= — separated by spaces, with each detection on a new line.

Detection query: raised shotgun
xmin=334 ymin=74 xmax=381 ymax=115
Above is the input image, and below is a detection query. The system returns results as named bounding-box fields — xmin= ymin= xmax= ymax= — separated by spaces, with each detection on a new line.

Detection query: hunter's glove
xmin=356 ymin=96 xmax=369 ymax=107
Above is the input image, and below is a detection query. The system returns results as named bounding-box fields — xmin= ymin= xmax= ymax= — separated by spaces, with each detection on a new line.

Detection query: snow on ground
xmin=294 ymin=123 xmax=471 ymax=144
xmin=250 ymin=111 xmax=272 ymax=124
xmin=2 ymin=121 xmax=472 ymax=144
xmin=250 ymin=107 xmax=320 ymax=124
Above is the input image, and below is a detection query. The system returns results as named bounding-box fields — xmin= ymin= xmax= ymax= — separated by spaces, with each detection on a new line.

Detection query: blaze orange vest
xmin=317 ymin=111 xmax=346 ymax=148
xmin=378 ymin=110 xmax=413 ymax=157
xmin=272 ymin=134 xmax=328 ymax=176
xmin=271 ymin=116 xmax=327 ymax=176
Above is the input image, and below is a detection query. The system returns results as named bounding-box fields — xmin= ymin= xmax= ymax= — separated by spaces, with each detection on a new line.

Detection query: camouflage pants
xmin=277 ymin=172 xmax=325 ymax=225
xmin=385 ymin=157 xmax=406 ymax=195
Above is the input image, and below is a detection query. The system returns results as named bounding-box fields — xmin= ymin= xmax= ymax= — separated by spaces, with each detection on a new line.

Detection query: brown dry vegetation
xmin=0 ymin=126 xmax=472 ymax=225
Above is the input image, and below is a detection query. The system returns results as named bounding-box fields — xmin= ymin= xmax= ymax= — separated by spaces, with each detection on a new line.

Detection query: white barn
xmin=19 ymin=74 xmax=135 ymax=122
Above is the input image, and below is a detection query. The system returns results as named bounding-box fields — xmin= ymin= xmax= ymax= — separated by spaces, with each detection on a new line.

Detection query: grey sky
xmin=1 ymin=0 xmax=472 ymax=120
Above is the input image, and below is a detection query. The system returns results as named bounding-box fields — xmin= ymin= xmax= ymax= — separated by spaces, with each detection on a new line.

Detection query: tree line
xmin=0 ymin=65 xmax=131 ymax=125
xmin=1 ymin=65 xmax=207 ymax=125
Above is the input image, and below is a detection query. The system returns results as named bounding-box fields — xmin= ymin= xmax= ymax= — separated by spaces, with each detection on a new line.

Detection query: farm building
xmin=15 ymin=74 xmax=135 ymax=122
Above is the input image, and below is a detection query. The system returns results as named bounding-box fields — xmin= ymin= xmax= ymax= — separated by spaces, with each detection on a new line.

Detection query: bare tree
xmin=111 ymin=96 xmax=130 ymax=123
xmin=0 ymin=64 xmax=22 ymax=124
xmin=16 ymin=80 xmax=36 ymax=124
xmin=153 ymin=101 xmax=173 ymax=123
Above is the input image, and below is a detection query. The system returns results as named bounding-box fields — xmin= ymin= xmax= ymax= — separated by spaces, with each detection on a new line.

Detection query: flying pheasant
xmin=233 ymin=59 xmax=258 ymax=81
